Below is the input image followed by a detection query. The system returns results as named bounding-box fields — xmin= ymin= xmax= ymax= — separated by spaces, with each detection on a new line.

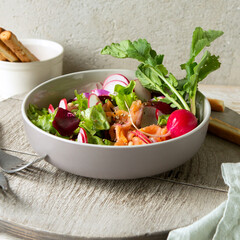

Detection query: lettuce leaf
xmin=87 ymin=134 xmax=113 ymax=145
xmin=71 ymin=90 xmax=88 ymax=118
xmin=80 ymin=104 xmax=110 ymax=135
xmin=112 ymin=80 xmax=137 ymax=111
xmin=27 ymin=104 xmax=57 ymax=134
xmin=157 ymin=114 xmax=170 ymax=126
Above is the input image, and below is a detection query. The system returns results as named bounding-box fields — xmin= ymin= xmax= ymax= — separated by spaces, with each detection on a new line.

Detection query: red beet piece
xmin=52 ymin=108 xmax=80 ymax=136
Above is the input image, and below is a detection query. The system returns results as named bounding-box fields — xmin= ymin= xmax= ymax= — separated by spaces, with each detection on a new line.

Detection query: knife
xmin=0 ymin=171 xmax=8 ymax=191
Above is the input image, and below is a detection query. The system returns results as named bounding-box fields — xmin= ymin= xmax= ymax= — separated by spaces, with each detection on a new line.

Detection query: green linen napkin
xmin=167 ymin=162 xmax=240 ymax=240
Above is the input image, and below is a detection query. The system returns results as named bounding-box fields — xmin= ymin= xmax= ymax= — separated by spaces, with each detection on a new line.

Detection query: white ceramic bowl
xmin=22 ymin=69 xmax=211 ymax=179
xmin=0 ymin=39 xmax=64 ymax=99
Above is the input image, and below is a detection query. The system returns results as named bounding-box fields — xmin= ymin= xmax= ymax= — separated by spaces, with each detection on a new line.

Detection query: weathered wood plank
xmin=0 ymin=151 xmax=227 ymax=238
xmin=0 ymin=98 xmax=34 ymax=154
xmin=0 ymin=85 xmax=239 ymax=239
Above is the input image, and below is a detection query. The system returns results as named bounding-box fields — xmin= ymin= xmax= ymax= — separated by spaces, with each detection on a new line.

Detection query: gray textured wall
xmin=1 ymin=0 xmax=239 ymax=85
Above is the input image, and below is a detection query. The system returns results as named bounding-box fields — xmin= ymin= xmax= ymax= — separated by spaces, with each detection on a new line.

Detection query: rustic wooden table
xmin=0 ymin=85 xmax=239 ymax=240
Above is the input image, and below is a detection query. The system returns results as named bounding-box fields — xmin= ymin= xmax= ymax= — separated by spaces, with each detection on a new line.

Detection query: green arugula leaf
xmin=101 ymin=39 xmax=163 ymax=67
xmin=198 ymin=54 xmax=221 ymax=81
xmin=190 ymin=27 xmax=223 ymax=61
xmin=181 ymin=27 xmax=223 ymax=114
xmin=102 ymin=38 xmax=190 ymax=111
xmin=184 ymin=51 xmax=222 ymax=114
xmin=101 ymin=27 xmax=223 ymax=116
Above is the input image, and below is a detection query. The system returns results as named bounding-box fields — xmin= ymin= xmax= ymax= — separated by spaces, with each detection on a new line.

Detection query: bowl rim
xmin=0 ymin=38 xmax=64 ymax=66
xmin=22 ymin=69 xmax=211 ymax=149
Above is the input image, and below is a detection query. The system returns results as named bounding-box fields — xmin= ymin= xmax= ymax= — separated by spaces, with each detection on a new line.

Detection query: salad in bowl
xmin=27 ymin=27 xmax=223 ymax=147
xmin=27 ymin=73 xmax=197 ymax=146
xmin=22 ymin=27 xmax=223 ymax=179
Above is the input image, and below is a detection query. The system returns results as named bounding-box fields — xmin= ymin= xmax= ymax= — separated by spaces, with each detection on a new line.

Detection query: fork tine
xmin=2 ymin=155 xmax=46 ymax=174
xmin=0 ymin=149 xmax=46 ymax=174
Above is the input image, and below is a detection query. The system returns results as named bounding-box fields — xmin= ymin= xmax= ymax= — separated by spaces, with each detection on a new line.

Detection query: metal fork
xmin=0 ymin=149 xmax=46 ymax=174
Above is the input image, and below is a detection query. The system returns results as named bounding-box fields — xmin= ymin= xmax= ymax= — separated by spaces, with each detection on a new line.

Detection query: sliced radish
xmin=103 ymin=74 xmax=130 ymax=87
xmin=96 ymin=82 xmax=103 ymax=89
xmin=141 ymin=106 xmax=158 ymax=128
xmin=91 ymin=89 xmax=110 ymax=96
xmin=48 ymin=104 xmax=55 ymax=114
xmin=134 ymin=79 xmax=151 ymax=101
xmin=132 ymin=130 xmax=152 ymax=144
xmin=77 ymin=128 xmax=88 ymax=143
xmin=59 ymin=98 xmax=68 ymax=109
xmin=78 ymin=82 xmax=101 ymax=93
xmin=88 ymin=93 xmax=101 ymax=108
xmin=103 ymin=80 xmax=128 ymax=94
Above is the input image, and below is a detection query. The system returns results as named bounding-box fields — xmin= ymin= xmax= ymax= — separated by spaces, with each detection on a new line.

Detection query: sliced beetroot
xmin=52 ymin=108 xmax=80 ymax=136
xmin=98 ymin=95 xmax=111 ymax=102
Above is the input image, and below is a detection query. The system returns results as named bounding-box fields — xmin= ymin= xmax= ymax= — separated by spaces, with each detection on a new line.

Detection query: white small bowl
xmin=22 ymin=69 xmax=211 ymax=180
xmin=0 ymin=39 xmax=64 ymax=99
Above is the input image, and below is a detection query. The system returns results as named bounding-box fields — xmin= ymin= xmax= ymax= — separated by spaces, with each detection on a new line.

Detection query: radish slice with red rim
xmin=48 ymin=104 xmax=55 ymax=114
xmin=77 ymin=128 xmax=88 ymax=143
xmin=59 ymin=98 xmax=68 ymax=110
xmin=88 ymin=93 xmax=101 ymax=108
xmin=103 ymin=74 xmax=130 ymax=87
xmin=96 ymin=82 xmax=103 ymax=89
xmin=103 ymin=80 xmax=128 ymax=94
xmin=132 ymin=130 xmax=152 ymax=144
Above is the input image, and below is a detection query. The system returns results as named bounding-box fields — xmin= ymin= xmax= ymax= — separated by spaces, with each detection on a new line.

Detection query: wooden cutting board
xmin=0 ymin=85 xmax=239 ymax=240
